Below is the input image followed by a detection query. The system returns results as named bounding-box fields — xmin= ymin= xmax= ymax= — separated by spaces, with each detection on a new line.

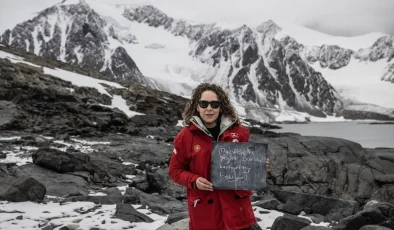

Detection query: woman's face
xmin=197 ymin=90 xmax=221 ymax=128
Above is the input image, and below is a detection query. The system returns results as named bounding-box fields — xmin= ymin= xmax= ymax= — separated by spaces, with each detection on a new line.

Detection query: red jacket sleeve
xmin=168 ymin=129 xmax=200 ymax=189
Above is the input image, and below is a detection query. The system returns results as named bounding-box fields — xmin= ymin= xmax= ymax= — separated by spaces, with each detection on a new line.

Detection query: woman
xmin=169 ymin=83 xmax=266 ymax=230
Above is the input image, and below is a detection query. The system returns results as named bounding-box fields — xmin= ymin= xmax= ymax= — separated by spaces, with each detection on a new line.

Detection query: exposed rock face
xmin=382 ymin=61 xmax=394 ymax=82
xmin=0 ymin=0 xmax=146 ymax=84
xmin=302 ymin=45 xmax=353 ymax=70
xmin=251 ymin=135 xmax=394 ymax=204
xmin=0 ymin=57 xmax=187 ymax=136
xmin=123 ymin=7 xmax=340 ymax=118
xmin=355 ymin=36 xmax=394 ymax=62
xmin=302 ymin=35 xmax=394 ymax=83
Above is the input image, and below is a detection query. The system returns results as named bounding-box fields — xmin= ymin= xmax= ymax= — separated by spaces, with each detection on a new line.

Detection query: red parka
xmin=169 ymin=116 xmax=256 ymax=230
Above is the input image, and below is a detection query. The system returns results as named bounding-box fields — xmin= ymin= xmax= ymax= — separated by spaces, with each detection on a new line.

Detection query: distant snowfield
xmin=311 ymin=58 xmax=394 ymax=109
xmin=86 ymin=0 xmax=216 ymax=88
xmin=275 ymin=22 xmax=387 ymax=51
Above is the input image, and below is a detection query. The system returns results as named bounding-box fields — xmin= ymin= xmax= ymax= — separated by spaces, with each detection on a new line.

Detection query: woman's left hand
xmin=266 ymin=159 xmax=270 ymax=173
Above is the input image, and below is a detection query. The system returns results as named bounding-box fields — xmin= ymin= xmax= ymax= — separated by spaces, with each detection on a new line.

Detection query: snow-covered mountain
xmin=1 ymin=0 xmax=393 ymax=122
xmin=0 ymin=0 xmax=147 ymax=84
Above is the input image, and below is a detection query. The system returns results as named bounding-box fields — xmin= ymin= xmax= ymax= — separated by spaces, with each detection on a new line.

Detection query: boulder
xmin=272 ymin=190 xmax=358 ymax=221
xmin=0 ymin=173 xmax=46 ymax=202
xmin=115 ymin=203 xmax=154 ymax=223
xmin=271 ymin=214 xmax=311 ymax=230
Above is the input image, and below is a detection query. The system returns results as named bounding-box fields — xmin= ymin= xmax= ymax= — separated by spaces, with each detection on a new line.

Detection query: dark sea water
xmin=279 ymin=121 xmax=394 ymax=148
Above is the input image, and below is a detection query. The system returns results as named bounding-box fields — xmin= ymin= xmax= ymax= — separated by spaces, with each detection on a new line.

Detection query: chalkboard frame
xmin=210 ymin=142 xmax=268 ymax=191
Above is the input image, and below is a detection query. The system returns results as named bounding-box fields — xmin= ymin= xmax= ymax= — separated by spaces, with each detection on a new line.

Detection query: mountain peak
xmin=256 ymin=20 xmax=281 ymax=36
xmin=58 ymin=0 xmax=88 ymax=7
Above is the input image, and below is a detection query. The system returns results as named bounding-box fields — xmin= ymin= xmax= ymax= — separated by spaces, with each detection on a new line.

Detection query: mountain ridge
xmin=1 ymin=0 xmax=393 ymax=121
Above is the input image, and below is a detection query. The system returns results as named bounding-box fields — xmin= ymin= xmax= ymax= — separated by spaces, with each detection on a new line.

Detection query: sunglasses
xmin=198 ymin=100 xmax=221 ymax=109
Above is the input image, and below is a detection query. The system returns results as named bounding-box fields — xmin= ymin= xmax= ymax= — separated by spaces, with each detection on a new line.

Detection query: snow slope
xmin=83 ymin=0 xmax=216 ymax=96
xmin=275 ymin=22 xmax=388 ymax=51
xmin=310 ymin=58 xmax=394 ymax=108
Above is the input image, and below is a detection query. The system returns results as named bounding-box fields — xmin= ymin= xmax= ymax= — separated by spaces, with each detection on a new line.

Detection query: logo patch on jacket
xmin=193 ymin=145 xmax=201 ymax=152
xmin=231 ymin=133 xmax=239 ymax=142
xmin=231 ymin=133 xmax=239 ymax=138
xmin=172 ymin=148 xmax=177 ymax=154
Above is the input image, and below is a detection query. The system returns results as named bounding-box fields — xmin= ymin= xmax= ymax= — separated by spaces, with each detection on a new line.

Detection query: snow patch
xmin=311 ymin=58 xmax=394 ymax=109
xmin=99 ymin=95 xmax=145 ymax=118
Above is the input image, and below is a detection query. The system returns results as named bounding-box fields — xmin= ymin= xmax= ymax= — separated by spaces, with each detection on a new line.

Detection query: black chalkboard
xmin=211 ymin=142 xmax=268 ymax=191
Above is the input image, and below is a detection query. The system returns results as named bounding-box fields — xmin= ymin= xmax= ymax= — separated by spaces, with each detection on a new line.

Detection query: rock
xmin=277 ymin=200 xmax=304 ymax=215
xmin=300 ymin=226 xmax=331 ymax=230
xmin=301 ymin=213 xmax=325 ymax=224
xmin=61 ymin=195 xmax=137 ymax=205
xmin=165 ymin=211 xmax=189 ymax=224
xmin=41 ymin=225 xmax=54 ymax=230
xmin=66 ymin=224 xmax=79 ymax=230
xmin=59 ymin=226 xmax=70 ymax=230
xmin=0 ymin=173 xmax=46 ymax=202
xmin=19 ymin=164 xmax=89 ymax=197
xmin=363 ymin=200 xmax=380 ymax=210
xmin=271 ymin=214 xmax=311 ymax=230
xmin=0 ymin=101 xmax=26 ymax=130
xmin=253 ymin=198 xmax=281 ymax=210
xmin=271 ymin=190 xmax=358 ymax=221
xmin=332 ymin=202 xmax=394 ymax=230
xmin=32 ymin=148 xmax=135 ymax=184
xmin=157 ymin=218 xmax=189 ymax=230
xmin=124 ymin=188 xmax=186 ymax=215
xmin=146 ymin=168 xmax=186 ymax=197
xmin=359 ymin=225 xmax=393 ymax=230
xmin=32 ymin=148 xmax=91 ymax=173
xmin=115 ymin=203 xmax=154 ymax=223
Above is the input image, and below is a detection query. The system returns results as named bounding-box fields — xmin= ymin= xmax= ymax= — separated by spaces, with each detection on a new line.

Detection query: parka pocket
xmin=188 ymin=192 xmax=221 ymax=229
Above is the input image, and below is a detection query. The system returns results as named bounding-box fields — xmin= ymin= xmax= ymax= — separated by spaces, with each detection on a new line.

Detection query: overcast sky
xmin=1 ymin=0 xmax=394 ymax=36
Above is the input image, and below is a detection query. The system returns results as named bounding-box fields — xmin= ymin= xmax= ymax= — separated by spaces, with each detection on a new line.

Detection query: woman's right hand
xmin=196 ymin=177 xmax=213 ymax=191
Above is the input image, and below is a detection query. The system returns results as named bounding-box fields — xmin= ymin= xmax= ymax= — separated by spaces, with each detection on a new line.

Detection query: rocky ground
xmin=0 ymin=48 xmax=393 ymax=230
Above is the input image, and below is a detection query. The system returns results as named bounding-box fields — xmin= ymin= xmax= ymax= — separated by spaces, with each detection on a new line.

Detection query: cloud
xmin=139 ymin=0 xmax=394 ymax=36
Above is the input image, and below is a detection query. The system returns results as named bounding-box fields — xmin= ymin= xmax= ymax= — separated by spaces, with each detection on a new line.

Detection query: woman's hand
xmin=196 ymin=177 xmax=213 ymax=191
xmin=266 ymin=159 xmax=270 ymax=173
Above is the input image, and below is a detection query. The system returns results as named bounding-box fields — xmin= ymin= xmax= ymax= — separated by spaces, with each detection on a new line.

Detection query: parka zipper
xmin=216 ymin=120 xmax=235 ymax=141
xmin=190 ymin=117 xmax=236 ymax=142
xmin=193 ymin=198 xmax=200 ymax=207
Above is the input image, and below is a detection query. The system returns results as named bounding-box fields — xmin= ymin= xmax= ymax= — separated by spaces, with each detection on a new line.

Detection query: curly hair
xmin=182 ymin=83 xmax=240 ymax=125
